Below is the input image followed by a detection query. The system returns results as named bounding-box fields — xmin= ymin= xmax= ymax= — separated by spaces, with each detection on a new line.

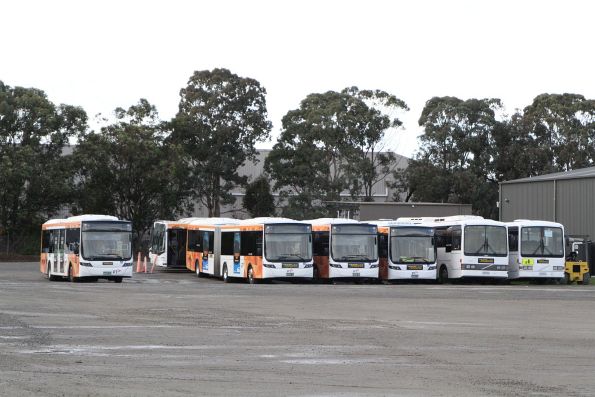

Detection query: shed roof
xmin=501 ymin=166 xmax=595 ymax=185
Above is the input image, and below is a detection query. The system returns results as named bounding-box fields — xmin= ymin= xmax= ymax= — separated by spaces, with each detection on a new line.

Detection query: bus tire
xmin=247 ymin=266 xmax=258 ymax=285
xmin=195 ymin=261 xmax=201 ymax=278
xmin=582 ymin=272 xmax=591 ymax=285
xmin=438 ymin=266 xmax=449 ymax=284
xmin=68 ymin=264 xmax=77 ymax=283
xmin=222 ymin=265 xmax=230 ymax=283
xmin=47 ymin=262 xmax=57 ymax=281
xmin=114 ymin=277 xmax=123 ymax=283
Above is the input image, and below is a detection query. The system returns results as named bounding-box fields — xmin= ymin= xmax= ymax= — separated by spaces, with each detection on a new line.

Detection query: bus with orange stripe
xmin=148 ymin=220 xmax=189 ymax=269
xmin=308 ymin=218 xmax=379 ymax=281
xmin=182 ymin=217 xmax=239 ymax=277
xmin=40 ymin=215 xmax=133 ymax=282
xmin=372 ymin=220 xmax=438 ymax=281
xmin=218 ymin=218 xmax=313 ymax=283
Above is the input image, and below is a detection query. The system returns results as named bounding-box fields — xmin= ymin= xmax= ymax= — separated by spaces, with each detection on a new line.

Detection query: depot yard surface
xmin=1 ymin=263 xmax=594 ymax=397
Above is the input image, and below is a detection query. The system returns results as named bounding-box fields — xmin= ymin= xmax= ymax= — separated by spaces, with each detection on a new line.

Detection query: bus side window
xmin=187 ymin=230 xmax=202 ymax=252
xmin=208 ymin=231 xmax=214 ymax=254
xmin=450 ymin=226 xmax=461 ymax=251
xmin=508 ymin=227 xmax=518 ymax=252
xmin=42 ymin=230 xmax=51 ymax=253
xmin=240 ymin=231 xmax=261 ymax=256
xmin=434 ymin=228 xmax=447 ymax=249
xmin=221 ymin=232 xmax=235 ymax=256
xmin=65 ymin=228 xmax=80 ymax=254
xmin=378 ymin=233 xmax=388 ymax=259
xmin=312 ymin=232 xmax=329 ymax=256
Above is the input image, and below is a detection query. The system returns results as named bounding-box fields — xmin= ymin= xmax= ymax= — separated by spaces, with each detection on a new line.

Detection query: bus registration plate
xmin=282 ymin=263 xmax=299 ymax=269
xmin=353 ymin=271 xmax=360 ymax=277
xmin=286 ymin=271 xmax=294 ymax=277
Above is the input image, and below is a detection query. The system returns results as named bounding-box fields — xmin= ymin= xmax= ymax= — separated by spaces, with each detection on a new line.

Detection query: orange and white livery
xmin=308 ymin=218 xmax=379 ymax=280
xmin=181 ymin=217 xmax=239 ymax=277
xmin=40 ymin=215 xmax=133 ymax=283
xmin=218 ymin=218 xmax=313 ymax=284
xmin=372 ymin=220 xmax=438 ymax=281
xmin=148 ymin=220 xmax=189 ymax=269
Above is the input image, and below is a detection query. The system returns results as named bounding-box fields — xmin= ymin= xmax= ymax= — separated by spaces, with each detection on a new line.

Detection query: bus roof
xmin=506 ymin=219 xmax=564 ymax=228
xmin=44 ymin=214 xmax=121 ymax=225
xmin=237 ymin=217 xmax=306 ymax=226
xmin=305 ymin=218 xmax=361 ymax=226
xmin=183 ymin=217 xmax=240 ymax=226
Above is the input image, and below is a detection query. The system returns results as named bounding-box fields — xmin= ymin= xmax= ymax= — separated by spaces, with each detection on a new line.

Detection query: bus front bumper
xmin=261 ymin=266 xmax=313 ymax=279
xmin=388 ymin=268 xmax=437 ymax=280
xmin=78 ymin=265 xmax=133 ymax=278
xmin=329 ymin=267 xmax=379 ymax=279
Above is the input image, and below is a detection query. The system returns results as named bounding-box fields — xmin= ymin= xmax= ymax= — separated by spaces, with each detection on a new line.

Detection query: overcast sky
xmin=1 ymin=0 xmax=594 ymax=157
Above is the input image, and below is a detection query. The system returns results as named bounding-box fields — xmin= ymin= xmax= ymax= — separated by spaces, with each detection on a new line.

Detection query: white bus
xmin=428 ymin=216 xmax=509 ymax=282
xmin=373 ymin=219 xmax=438 ymax=281
xmin=218 ymin=218 xmax=313 ymax=283
xmin=308 ymin=218 xmax=379 ymax=280
xmin=148 ymin=220 xmax=189 ymax=269
xmin=40 ymin=215 xmax=133 ymax=282
xmin=506 ymin=220 xmax=565 ymax=281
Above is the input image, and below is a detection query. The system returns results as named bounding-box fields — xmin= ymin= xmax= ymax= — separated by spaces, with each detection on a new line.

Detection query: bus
xmin=218 ymin=218 xmax=313 ymax=284
xmin=506 ymin=220 xmax=565 ymax=281
xmin=373 ymin=219 xmax=438 ymax=281
xmin=183 ymin=217 xmax=239 ymax=277
xmin=40 ymin=214 xmax=133 ymax=282
xmin=309 ymin=218 xmax=379 ymax=281
xmin=148 ymin=220 xmax=189 ymax=269
xmin=428 ymin=216 xmax=509 ymax=282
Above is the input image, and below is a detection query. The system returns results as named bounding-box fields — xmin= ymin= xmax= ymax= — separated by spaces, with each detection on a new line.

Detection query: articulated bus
xmin=425 ymin=216 xmax=509 ymax=282
xmin=149 ymin=220 xmax=189 ymax=269
xmin=40 ymin=215 xmax=133 ymax=282
xmin=506 ymin=220 xmax=565 ymax=280
xmin=218 ymin=218 xmax=313 ymax=284
xmin=308 ymin=218 xmax=379 ymax=280
xmin=373 ymin=220 xmax=438 ymax=281
xmin=183 ymin=217 xmax=239 ymax=277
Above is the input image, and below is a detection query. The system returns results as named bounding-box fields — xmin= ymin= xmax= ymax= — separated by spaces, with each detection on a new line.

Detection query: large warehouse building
xmin=499 ymin=167 xmax=595 ymax=240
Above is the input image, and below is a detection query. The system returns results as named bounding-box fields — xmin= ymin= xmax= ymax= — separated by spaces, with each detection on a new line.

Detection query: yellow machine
xmin=565 ymin=237 xmax=592 ymax=285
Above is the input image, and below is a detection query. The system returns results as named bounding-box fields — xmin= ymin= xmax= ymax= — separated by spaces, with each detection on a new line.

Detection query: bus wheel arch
xmin=222 ymin=263 xmax=229 ymax=283
xmin=438 ymin=265 xmax=449 ymax=284
xmin=247 ymin=265 xmax=257 ymax=284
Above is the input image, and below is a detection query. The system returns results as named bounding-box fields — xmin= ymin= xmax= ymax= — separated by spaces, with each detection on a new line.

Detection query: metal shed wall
xmin=359 ymin=203 xmax=472 ymax=221
xmin=500 ymin=181 xmax=555 ymax=222
xmin=556 ymin=178 xmax=595 ymax=238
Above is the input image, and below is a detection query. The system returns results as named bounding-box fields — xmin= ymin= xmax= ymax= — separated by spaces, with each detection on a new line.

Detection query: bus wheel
xmin=47 ymin=262 xmax=57 ymax=281
xmin=247 ymin=266 xmax=257 ymax=285
xmin=114 ymin=277 xmax=123 ymax=283
xmin=195 ymin=261 xmax=201 ymax=278
xmin=438 ymin=266 xmax=449 ymax=284
xmin=68 ymin=265 xmax=76 ymax=283
xmin=222 ymin=265 xmax=229 ymax=283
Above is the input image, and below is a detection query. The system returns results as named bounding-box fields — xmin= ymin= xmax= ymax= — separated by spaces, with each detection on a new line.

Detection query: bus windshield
xmin=464 ymin=225 xmax=507 ymax=257
xmin=81 ymin=222 xmax=132 ymax=261
xmin=331 ymin=224 xmax=378 ymax=262
xmin=264 ymin=224 xmax=312 ymax=262
xmin=390 ymin=228 xmax=435 ymax=264
xmin=520 ymin=226 xmax=564 ymax=258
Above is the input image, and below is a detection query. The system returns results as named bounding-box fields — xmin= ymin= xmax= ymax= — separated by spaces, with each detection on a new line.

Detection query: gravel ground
xmin=1 ymin=262 xmax=594 ymax=396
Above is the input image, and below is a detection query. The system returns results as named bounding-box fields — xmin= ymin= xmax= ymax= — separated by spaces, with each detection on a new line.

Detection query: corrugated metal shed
xmin=500 ymin=167 xmax=595 ymax=242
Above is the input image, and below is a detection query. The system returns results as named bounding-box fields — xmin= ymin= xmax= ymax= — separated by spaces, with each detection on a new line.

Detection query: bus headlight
xmin=428 ymin=265 xmax=436 ymax=271
xmin=330 ymin=263 xmax=342 ymax=268
xmin=122 ymin=262 xmax=133 ymax=267
xmin=304 ymin=263 xmax=313 ymax=268
xmin=263 ymin=263 xmax=276 ymax=269
xmin=388 ymin=265 xmax=401 ymax=270
xmin=370 ymin=264 xmax=378 ymax=269
xmin=79 ymin=262 xmax=92 ymax=267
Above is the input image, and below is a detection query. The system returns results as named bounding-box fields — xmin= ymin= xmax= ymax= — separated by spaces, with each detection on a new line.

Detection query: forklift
xmin=565 ymin=236 xmax=591 ymax=285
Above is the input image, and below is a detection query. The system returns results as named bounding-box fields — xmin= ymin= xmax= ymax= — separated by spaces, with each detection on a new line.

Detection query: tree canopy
xmin=171 ymin=68 xmax=271 ymax=217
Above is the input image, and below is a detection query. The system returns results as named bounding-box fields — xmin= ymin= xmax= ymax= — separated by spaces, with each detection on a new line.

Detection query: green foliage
xmin=265 ymin=87 xmax=407 ymax=218
xmin=523 ymin=93 xmax=595 ymax=171
xmin=0 ymin=81 xmax=87 ymax=253
xmin=72 ymin=99 xmax=192 ymax=249
xmin=242 ymin=175 xmax=275 ymax=217
xmin=171 ymin=68 xmax=271 ymax=217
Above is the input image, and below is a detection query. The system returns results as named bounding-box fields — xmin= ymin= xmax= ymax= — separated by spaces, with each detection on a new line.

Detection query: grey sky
xmin=1 ymin=0 xmax=593 ymax=157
